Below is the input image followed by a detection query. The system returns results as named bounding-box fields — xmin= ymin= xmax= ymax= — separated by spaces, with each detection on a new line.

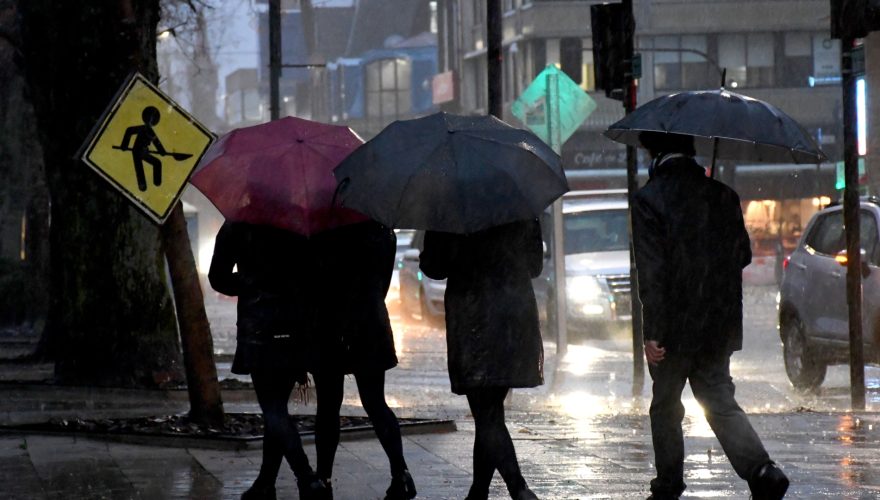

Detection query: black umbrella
xmin=333 ymin=112 xmax=568 ymax=234
xmin=604 ymin=88 xmax=826 ymax=167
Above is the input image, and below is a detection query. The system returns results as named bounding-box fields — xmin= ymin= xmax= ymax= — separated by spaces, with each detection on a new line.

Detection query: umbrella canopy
xmin=333 ymin=112 xmax=569 ymax=234
xmin=190 ymin=116 xmax=368 ymax=236
xmin=604 ymin=89 xmax=826 ymax=164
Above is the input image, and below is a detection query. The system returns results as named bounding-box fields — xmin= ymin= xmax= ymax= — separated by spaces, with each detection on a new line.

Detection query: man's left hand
xmin=645 ymin=340 xmax=666 ymax=366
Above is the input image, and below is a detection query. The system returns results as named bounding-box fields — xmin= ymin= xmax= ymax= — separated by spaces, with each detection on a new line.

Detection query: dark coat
xmin=419 ymin=220 xmax=544 ymax=395
xmin=311 ymin=221 xmax=398 ymax=375
xmin=632 ymin=156 xmax=751 ymax=354
xmin=208 ymin=222 xmax=315 ymax=376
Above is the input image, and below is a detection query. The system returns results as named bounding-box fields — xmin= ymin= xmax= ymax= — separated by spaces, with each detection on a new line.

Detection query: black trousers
xmin=648 ymin=347 xmax=771 ymax=497
xmin=313 ymin=370 xmax=407 ymax=479
xmin=465 ymin=387 xmax=527 ymax=499
xmin=250 ymin=368 xmax=313 ymax=486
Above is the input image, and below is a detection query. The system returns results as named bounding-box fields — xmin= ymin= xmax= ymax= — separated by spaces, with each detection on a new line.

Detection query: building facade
xmin=436 ymin=0 xmax=843 ymax=283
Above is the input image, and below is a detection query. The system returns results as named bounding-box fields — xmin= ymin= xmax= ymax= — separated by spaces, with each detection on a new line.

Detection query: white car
xmin=386 ymin=229 xmax=415 ymax=312
xmin=556 ymin=191 xmax=633 ymax=338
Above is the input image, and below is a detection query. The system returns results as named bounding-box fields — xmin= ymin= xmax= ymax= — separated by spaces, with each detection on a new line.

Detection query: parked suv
xmin=778 ymin=198 xmax=880 ymax=389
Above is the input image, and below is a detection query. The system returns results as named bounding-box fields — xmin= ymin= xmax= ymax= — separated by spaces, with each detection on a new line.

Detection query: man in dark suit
xmin=632 ymin=133 xmax=789 ymax=500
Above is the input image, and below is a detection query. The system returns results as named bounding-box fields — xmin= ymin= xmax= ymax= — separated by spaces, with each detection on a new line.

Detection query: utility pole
xmin=841 ymin=36 xmax=866 ymax=410
xmin=487 ymin=0 xmax=502 ymax=118
xmin=620 ymin=0 xmax=643 ymax=396
xmin=269 ymin=0 xmax=281 ymax=120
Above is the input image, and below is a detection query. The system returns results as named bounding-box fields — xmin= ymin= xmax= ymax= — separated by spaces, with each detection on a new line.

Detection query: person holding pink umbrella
xmin=209 ymin=221 xmax=326 ymax=500
xmin=195 ymin=116 xmax=411 ymax=499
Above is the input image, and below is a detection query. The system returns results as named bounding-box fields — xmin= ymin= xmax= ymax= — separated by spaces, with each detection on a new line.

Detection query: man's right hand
xmin=645 ymin=340 xmax=666 ymax=366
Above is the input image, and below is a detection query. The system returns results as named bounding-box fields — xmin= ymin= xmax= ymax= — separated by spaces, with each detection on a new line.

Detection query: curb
xmin=0 ymin=418 xmax=457 ymax=451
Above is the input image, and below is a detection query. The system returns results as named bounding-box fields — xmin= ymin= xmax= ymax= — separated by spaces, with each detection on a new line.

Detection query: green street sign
xmin=511 ymin=65 xmax=596 ymax=151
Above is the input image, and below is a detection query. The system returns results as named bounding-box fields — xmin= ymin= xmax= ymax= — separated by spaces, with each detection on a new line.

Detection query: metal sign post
xmin=513 ymin=65 xmax=595 ymax=357
xmin=546 ymin=70 xmax=569 ymax=356
xmin=841 ymin=36 xmax=866 ymax=411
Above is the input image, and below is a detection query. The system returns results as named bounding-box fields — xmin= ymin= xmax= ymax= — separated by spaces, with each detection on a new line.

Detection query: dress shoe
xmin=748 ymin=462 xmax=789 ymax=500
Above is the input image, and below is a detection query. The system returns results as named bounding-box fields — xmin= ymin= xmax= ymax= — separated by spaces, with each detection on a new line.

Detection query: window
xmin=747 ymin=33 xmax=775 ymax=87
xmin=781 ymin=32 xmax=811 ymax=87
xmin=365 ymin=58 xmax=412 ymax=124
xmin=806 ymin=210 xmax=880 ymax=263
xmin=564 ymin=210 xmax=630 ymax=254
xmin=653 ymin=36 xmax=681 ymax=90
xmin=806 ymin=212 xmax=845 ymax=256
xmin=653 ymin=35 xmax=712 ymax=90
xmin=718 ymin=34 xmax=746 ymax=89
xmin=717 ymin=33 xmax=776 ymax=89
xmin=681 ymin=35 xmax=712 ymax=89
xmin=863 ymin=213 xmax=880 ymax=266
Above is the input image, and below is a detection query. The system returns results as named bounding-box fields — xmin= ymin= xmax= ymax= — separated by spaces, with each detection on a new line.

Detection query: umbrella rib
xmin=460 ymin=132 xmax=562 ymax=176
xmin=299 ymin=141 xmax=351 ymax=166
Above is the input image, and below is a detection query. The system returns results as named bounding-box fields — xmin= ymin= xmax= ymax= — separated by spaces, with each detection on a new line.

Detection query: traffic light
xmin=591 ymin=2 xmax=634 ymax=100
xmin=831 ymin=0 xmax=880 ymax=39
xmin=560 ymin=37 xmax=583 ymax=84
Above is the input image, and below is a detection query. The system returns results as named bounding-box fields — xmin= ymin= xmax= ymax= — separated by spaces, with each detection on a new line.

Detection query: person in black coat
xmin=419 ymin=219 xmax=543 ymax=500
xmin=632 ymin=133 xmax=789 ymax=500
xmin=208 ymin=222 xmax=326 ymax=500
xmin=310 ymin=220 xmax=415 ymax=500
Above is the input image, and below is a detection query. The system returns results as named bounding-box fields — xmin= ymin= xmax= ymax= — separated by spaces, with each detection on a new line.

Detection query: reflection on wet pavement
xmin=4 ymin=287 xmax=880 ymax=497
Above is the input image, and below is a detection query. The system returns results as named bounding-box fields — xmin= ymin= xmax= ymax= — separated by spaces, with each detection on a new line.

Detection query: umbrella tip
xmin=297 ymin=138 xmax=304 ymax=143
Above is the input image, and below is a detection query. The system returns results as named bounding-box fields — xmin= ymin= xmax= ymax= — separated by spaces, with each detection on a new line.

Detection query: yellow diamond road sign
xmin=80 ymin=72 xmax=215 ymax=224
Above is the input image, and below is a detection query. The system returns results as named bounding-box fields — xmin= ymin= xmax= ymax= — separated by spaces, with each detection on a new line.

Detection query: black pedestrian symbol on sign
xmin=115 ymin=106 xmax=193 ymax=192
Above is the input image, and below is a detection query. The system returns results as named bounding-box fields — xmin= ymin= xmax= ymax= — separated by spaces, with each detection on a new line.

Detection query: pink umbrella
xmin=191 ymin=116 xmax=368 ymax=236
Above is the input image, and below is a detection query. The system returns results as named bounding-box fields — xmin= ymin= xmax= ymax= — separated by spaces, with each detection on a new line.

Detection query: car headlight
xmin=566 ymin=275 xmax=604 ymax=303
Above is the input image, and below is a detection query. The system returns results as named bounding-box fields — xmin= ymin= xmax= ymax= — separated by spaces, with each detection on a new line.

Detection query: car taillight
xmin=782 ymin=256 xmax=791 ymax=271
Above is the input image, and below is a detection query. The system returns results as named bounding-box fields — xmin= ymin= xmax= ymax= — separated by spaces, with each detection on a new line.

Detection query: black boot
xmin=384 ymin=469 xmax=417 ymax=499
xmin=748 ymin=462 xmax=789 ymax=500
xmin=241 ymin=482 xmax=276 ymax=500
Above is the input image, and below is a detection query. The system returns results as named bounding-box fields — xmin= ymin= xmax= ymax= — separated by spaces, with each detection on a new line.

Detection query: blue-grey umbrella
xmin=604 ymin=89 xmax=826 ymax=165
xmin=333 ymin=112 xmax=568 ymax=234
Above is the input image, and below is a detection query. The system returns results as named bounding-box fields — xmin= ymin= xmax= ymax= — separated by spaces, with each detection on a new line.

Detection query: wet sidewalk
xmin=3 ymin=287 xmax=880 ymax=498
xmin=2 ymin=408 xmax=880 ymax=499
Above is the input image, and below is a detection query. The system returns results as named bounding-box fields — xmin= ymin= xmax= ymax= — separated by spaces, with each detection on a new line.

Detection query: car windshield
xmin=564 ymin=209 xmax=629 ymax=254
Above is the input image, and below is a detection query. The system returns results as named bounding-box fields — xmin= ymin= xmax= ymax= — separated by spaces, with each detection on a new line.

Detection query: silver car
xmin=386 ymin=229 xmax=415 ymax=312
xmin=397 ymin=191 xmax=633 ymax=337
xmin=556 ymin=191 xmax=632 ymax=337
xmin=778 ymin=198 xmax=880 ymax=389
xmin=398 ymin=230 xmax=447 ymax=324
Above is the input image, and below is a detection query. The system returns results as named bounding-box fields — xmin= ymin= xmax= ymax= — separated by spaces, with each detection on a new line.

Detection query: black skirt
xmin=231 ymin=334 xmax=308 ymax=384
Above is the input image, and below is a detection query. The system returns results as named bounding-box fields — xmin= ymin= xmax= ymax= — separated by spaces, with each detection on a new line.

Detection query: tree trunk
xmin=162 ymin=204 xmax=224 ymax=425
xmin=0 ymin=1 xmax=50 ymax=345
xmin=19 ymin=0 xmax=185 ymax=387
